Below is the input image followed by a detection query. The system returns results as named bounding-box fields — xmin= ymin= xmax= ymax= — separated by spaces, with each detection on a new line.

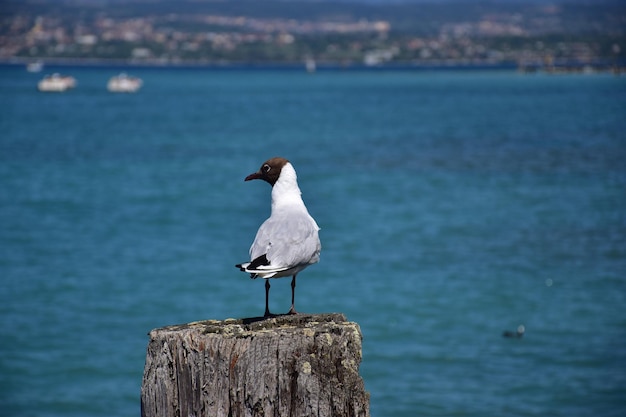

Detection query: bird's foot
xmin=287 ymin=306 xmax=298 ymax=315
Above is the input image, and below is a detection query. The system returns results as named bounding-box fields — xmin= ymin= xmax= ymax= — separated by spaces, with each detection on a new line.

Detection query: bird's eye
xmin=262 ymin=164 xmax=271 ymax=173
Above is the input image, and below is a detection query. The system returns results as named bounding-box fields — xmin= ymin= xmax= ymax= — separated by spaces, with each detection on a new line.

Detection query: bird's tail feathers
xmin=235 ymin=261 xmax=290 ymax=279
xmin=235 ymin=262 xmax=250 ymax=271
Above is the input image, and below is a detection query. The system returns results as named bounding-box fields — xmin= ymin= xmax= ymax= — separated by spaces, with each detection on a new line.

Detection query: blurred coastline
xmin=2 ymin=0 xmax=625 ymax=72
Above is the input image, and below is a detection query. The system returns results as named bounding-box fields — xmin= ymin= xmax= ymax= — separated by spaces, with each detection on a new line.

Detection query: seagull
xmin=236 ymin=157 xmax=321 ymax=317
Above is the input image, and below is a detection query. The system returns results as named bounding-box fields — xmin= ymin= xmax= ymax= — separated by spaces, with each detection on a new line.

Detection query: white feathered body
xmin=240 ymin=162 xmax=321 ymax=278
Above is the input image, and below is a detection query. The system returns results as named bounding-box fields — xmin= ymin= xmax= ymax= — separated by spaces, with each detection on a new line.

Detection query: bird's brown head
xmin=244 ymin=157 xmax=290 ymax=186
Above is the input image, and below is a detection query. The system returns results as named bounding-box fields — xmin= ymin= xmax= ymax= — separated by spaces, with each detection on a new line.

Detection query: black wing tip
xmin=248 ymin=254 xmax=270 ymax=270
xmin=236 ymin=262 xmax=259 ymax=278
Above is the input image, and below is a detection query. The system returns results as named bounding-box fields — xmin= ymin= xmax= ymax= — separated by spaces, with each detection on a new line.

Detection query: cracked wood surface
xmin=141 ymin=313 xmax=370 ymax=417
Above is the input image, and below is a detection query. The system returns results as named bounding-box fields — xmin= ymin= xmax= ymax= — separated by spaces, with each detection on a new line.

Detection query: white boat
xmin=107 ymin=73 xmax=142 ymax=93
xmin=37 ymin=74 xmax=76 ymax=92
xmin=27 ymin=61 xmax=43 ymax=73
xmin=305 ymin=57 xmax=316 ymax=73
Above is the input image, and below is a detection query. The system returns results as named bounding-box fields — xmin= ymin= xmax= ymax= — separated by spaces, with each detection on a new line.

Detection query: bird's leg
xmin=287 ymin=275 xmax=298 ymax=315
xmin=264 ymin=279 xmax=272 ymax=317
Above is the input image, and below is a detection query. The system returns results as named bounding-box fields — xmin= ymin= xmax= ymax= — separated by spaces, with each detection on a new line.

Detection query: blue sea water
xmin=1 ymin=65 xmax=625 ymax=416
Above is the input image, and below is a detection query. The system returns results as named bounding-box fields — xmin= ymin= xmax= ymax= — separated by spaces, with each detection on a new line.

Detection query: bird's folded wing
xmin=249 ymin=211 xmax=320 ymax=269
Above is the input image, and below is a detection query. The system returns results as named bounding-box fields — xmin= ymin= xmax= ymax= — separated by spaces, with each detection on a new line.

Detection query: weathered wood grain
xmin=141 ymin=313 xmax=370 ymax=417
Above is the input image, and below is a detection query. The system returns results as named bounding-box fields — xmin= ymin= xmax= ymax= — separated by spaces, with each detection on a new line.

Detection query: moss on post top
xmin=150 ymin=312 xmax=353 ymax=338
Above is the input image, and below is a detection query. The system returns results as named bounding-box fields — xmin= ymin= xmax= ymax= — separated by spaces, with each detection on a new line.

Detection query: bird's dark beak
xmin=244 ymin=171 xmax=263 ymax=181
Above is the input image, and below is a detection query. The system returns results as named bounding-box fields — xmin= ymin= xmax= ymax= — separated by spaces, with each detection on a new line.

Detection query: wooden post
xmin=140 ymin=313 xmax=370 ymax=417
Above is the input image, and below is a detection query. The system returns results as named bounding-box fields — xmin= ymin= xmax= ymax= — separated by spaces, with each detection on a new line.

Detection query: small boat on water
xmin=107 ymin=73 xmax=142 ymax=93
xmin=27 ymin=61 xmax=43 ymax=73
xmin=37 ymin=74 xmax=77 ymax=92
xmin=305 ymin=57 xmax=316 ymax=73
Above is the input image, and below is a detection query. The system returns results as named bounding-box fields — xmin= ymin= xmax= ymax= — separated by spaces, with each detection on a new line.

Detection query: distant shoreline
xmin=0 ymin=57 xmax=521 ymax=72
xmin=5 ymin=57 xmax=624 ymax=74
